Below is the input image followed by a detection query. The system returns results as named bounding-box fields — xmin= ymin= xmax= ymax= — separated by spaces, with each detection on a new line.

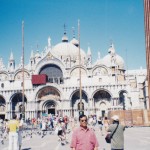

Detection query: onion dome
xmin=102 ymin=43 xmax=125 ymax=69
xmin=70 ymin=38 xmax=79 ymax=47
xmin=51 ymin=41 xmax=86 ymax=62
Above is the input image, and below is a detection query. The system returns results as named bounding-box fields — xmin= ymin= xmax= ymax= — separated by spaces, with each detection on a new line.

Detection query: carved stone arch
xmin=41 ymin=100 xmax=58 ymax=115
xmin=36 ymin=86 xmax=61 ymax=116
xmin=35 ymin=51 xmax=63 ymax=67
xmin=92 ymin=88 xmax=112 ymax=99
xmin=34 ymin=59 xmax=65 ymax=76
xmin=42 ymin=100 xmax=57 ymax=109
xmin=99 ymin=101 xmax=107 ymax=111
xmin=14 ymin=69 xmax=30 ymax=80
xmin=35 ymin=86 xmax=61 ymax=100
xmin=118 ymin=90 xmax=129 ymax=109
xmin=0 ymin=71 xmax=9 ymax=81
xmin=34 ymin=85 xmax=62 ymax=101
xmin=92 ymin=89 xmax=112 ymax=117
xmin=70 ymin=89 xmax=88 ymax=110
xmin=0 ymin=95 xmax=6 ymax=119
xmin=70 ymin=65 xmax=87 ymax=77
xmin=10 ymin=92 xmax=27 ymax=117
xmin=92 ymin=65 xmax=109 ymax=76
xmin=37 ymin=86 xmax=60 ymax=101
xmin=39 ymin=64 xmax=63 ymax=84
xmin=93 ymin=89 xmax=112 ymax=102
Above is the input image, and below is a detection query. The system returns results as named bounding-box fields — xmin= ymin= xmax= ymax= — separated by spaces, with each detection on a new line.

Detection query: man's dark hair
xmin=12 ymin=114 xmax=17 ymax=119
xmin=79 ymin=114 xmax=87 ymax=121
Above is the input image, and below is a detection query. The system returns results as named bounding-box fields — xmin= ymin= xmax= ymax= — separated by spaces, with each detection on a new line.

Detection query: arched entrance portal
xmin=93 ymin=90 xmax=111 ymax=117
xmin=119 ymin=90 xmax=131 ymax=110
xmin=37 ymin=86 xmax=60 ymax=118
xmin=11 ymin=93 xmax=27 ymax=119
xmin=71 ymin=90 xmax=88 ymax=117
xmin=42 ymin=100 xmax=56 ymax=115
xmin=0 ymin=95 xmax=6 ymax=120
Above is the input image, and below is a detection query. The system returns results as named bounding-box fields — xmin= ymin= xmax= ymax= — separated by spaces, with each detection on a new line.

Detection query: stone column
xmin=10 ymin=102 xmax=12 ymax=119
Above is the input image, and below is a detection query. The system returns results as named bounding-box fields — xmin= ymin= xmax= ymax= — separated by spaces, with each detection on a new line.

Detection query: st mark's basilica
xmin=0 ymin=31 xmax=148 ymax=120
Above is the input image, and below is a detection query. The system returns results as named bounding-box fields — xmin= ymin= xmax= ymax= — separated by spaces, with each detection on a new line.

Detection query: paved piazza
xmin=0 ymin=126 xmax=150 ymax=150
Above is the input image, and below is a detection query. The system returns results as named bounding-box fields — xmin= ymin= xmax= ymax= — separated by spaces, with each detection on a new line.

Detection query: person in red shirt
xmin=70 ymin=114 xmax=99 ymax=150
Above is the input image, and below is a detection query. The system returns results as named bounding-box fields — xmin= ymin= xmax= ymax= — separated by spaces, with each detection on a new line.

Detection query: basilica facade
xmin=0 ymin=33 xmax=148 ymax=120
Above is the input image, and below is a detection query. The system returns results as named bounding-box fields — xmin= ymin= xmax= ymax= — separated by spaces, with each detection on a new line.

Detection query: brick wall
xmin=108 ymin=109 xmax=150 ymax=126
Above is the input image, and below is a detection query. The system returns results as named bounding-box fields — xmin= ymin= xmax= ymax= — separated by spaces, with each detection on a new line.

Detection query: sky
xmin=0 ymin=0 xmax=146 ymax=70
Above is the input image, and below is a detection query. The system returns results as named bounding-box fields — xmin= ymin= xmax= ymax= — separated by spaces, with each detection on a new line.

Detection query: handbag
xmin=105 ymin=124 xmax=119 ymax=143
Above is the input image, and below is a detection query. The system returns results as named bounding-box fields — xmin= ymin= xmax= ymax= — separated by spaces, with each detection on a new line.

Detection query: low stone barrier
xmin=108 ymin=109 xmax=150 ymax=126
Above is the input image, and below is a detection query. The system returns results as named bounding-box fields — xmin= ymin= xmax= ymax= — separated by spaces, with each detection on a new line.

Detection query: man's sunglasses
xmin=80 ymin=119 xmax=87 ymax=122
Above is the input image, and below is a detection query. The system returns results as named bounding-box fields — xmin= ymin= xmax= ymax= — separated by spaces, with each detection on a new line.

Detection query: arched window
xmin=40 ymin=64 xmax=63 ymax=84
xmin=1 ymin=83 xmax=4 ymax=88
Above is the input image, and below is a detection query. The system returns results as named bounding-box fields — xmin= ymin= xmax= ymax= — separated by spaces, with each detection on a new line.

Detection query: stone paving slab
xmin=0 ymin=127 xmax=150 ymax=150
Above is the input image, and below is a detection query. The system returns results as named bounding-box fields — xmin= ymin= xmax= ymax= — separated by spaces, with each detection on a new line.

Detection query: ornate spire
xmin=70 ymin=27 xmax=79 ymax=47
xmin=87 ymin=46 xmax=91 ymax=55
xmin=64 ymin=24 xmax=66 ymax=34
xmin=9 ymin=51 xmax=14 ymax=60
xmin=108 ymin=42 xmax=115 ymax=54
xmin=72 ymin=27 xmax=75 ymax=38
xmin=48 ymin=36 xmax=51 ymax=48
xmin=30 ymin=50 xmax=34 ymax=59
xmin=20 ymin=56 xmax=23 ymax=65
xmin=0 ymin=57 xmax=5 ymax=69
xmin=8 ymin=50 xmax=15 ymax=71
xmin=98 ymin=51 xmax=101 ymax=60
xmin=62 ymin=24 xmax=68 ymax=42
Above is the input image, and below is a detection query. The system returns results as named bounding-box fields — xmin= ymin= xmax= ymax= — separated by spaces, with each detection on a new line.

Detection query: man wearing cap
xmin=107 ymin=115 xmax=125 ymax=150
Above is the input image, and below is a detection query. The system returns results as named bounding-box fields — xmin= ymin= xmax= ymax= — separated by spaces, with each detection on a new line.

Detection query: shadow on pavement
xmin=22 ymin=148 xmax=31 ymax=150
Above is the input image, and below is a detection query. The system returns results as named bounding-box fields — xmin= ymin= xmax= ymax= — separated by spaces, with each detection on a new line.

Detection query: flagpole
xmin=78 ymin=20 xmax=83 ymax=116
xmin=22 ymin=21 xmax=25 ymax=120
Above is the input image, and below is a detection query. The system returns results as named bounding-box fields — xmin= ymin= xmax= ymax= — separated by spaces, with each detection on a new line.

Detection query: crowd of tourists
xmin=0 ymin=114 xmax=125 ymax=150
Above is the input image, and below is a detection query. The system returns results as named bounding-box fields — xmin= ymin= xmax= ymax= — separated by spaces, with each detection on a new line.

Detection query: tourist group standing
xmin=0 ymin=113 xmax=125 ymax=150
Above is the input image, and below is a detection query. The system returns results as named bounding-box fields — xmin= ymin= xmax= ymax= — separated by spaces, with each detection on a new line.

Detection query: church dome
xmin=70 ymin=38 xmax=79 ymax=47
xmin=102 ymin=54 xmax=125 ymax=69
xmin=102 ymin=43 xmax=125 ymax=69
xmin=62 ymin=34 xmax=68 ymax=42
xmin=51 ymin=42 xmax=86 ymax=59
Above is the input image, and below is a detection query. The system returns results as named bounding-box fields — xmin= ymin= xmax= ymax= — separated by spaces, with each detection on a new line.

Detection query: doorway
xmin=0 ymin=114 xmax=5 ymax=120
xmin=102 ymin=110 xmax=105 ymax=117
xmin=48 ymin=108 xmax=55 ymax=115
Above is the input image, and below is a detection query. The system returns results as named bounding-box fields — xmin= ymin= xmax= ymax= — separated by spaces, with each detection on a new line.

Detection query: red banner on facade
xmin=32 ymin=74 xmax=47 ymax=85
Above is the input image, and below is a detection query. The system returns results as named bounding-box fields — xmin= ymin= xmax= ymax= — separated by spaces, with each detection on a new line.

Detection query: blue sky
xmin=0 ymin=0 xmax=146 ymax=69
